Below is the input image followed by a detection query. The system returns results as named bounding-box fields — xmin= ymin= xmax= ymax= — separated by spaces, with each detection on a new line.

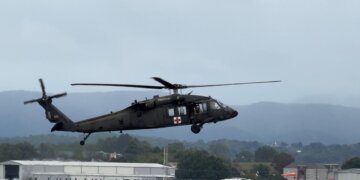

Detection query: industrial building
xmin=283 ymin=163 xmax=340 ymax=180
xmin=337 ymin=168 xmax=360 ymax=180
xmin=0 ymin=160 xmax=175 ymax=180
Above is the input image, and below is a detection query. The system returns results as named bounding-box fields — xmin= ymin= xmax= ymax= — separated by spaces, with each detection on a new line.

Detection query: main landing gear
xmin=80 ymin=133 xmax=92 ymax=146
xmin=191 ymin=124 xmax=202 ymax=134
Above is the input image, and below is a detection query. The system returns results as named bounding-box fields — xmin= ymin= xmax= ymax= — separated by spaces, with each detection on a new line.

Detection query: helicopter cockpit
xmin=193 ymin=99 xmax=225 ymax=114
xmin=209 ymin=100 xmax=222 ymax=110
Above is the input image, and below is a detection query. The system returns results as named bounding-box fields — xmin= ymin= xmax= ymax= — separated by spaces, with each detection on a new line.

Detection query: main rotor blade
xmin=71 ymin=83 xmax=165 ymax=89
xmin=185 ymin=80 xmax=282 ymax=88
xmin=151 ymin=77 xmax=176 ymax=89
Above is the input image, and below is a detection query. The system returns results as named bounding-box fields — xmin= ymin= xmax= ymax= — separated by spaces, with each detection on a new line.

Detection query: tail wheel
xmin=191 ymin=124 xmax=201 ymax=134
xmin=80 ymin=133 xmax=92 ymax=146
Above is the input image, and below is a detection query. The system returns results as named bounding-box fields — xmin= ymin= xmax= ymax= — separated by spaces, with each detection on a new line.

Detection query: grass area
xmin=234 ymin=162 xmax=272 ymax=171
xmin=233 ymin=162 xmax=279 ymax=179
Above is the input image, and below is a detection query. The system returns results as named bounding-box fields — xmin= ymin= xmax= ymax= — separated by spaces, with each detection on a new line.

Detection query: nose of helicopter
xmin=227 ymin=107 xmax=238 ymax=118
xmin=231 ymin=109 xmax=238 ymax=118
xmin=233 ymin=110 xmax=239 ymax=117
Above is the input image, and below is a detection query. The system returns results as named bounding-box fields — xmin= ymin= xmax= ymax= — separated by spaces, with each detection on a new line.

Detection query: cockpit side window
xmin=210 ymin=101 xmax=221 ymax=110
xmin=202 ymin=103 xmax=208 ymax=111
xmin=194 ymin=103 xmax=208 ymax=114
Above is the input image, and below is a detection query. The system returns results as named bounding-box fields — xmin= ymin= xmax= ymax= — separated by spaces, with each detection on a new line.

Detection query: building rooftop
xmin=338 ymin=168 xmax=360 ymax=174
xmin=1 ymin=160 xmax=169 ymax=168
xmin=31 ymin=172 xmax=174 ymax=178
xmin=285 ymin=163 xmax=340 ymax=169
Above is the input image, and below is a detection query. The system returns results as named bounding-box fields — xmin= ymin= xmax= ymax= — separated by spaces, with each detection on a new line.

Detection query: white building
xmin=337 ymin=169 xmax=360 ymax=180
xmin=0 ymin=160 xmax=175 ymax=180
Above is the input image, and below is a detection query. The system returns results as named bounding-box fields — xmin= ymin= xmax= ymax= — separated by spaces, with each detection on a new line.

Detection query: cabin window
xmin=168 ymin=108 xmax=175 ymax=116
xmin=178 ymin=106 xmax=187 ymax=115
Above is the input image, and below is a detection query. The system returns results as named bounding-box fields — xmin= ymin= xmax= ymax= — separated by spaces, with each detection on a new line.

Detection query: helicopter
xmin=24 ymin=77 xmax=280 ymax=145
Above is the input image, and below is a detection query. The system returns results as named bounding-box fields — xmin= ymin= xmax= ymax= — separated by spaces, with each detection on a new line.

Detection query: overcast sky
xmin=0 ymin=0 xmax=359 ymax=106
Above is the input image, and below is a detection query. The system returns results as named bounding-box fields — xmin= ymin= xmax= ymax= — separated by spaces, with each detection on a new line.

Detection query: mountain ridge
xmin=1 ymin=90 xmax=360 ymax=144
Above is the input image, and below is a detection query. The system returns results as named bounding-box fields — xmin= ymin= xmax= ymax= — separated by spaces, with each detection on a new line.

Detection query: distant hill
xmin=1 ymin=90 xmax=360 ymax=144
xmin=231 ymin=102 xmax=360 ymax=144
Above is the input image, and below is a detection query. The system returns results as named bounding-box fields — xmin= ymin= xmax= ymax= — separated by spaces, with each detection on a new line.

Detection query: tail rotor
xmin=40 ymin=78 xmax=46 ymax=97
xmin=24 ymin=79 xmax=67 ymax=105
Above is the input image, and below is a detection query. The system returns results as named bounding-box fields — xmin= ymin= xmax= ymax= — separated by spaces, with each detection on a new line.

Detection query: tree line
xmin=1 ymin=134 xmax=360 ymax=179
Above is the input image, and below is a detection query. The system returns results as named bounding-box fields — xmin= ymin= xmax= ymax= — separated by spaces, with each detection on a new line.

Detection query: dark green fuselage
xmin=53 ymin=94 xmax=238 ymax=133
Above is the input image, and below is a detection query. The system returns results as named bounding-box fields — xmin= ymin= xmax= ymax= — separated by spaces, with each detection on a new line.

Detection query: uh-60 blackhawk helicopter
xmin=24 ymin=77 xmax=280 ymax=145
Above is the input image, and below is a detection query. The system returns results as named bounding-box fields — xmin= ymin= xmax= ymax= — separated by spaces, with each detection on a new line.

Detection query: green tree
xmin=38 ymin=143 xmax=56 ymax=159
xmin=176 ymin=149 xmax=234 ymax=180
xmin=234 ymin=150 xmax=253 ymax=162
xmin=72 ymin=147 xmax=85 ymax=160
xmin=272 ymin=152 xmax=294 ymax=173
xmin=167 ymin=142 xmax=186 ymax=162
xmin=16 ymin=142 xmax=39 ymax=159
xmin=255 ymin=146 xmax=278 ymax=162
xmin=124 ymin=138 xmax=152 ymax=154
xmin=252 ymin=164 xmax=270 ymax=178
xmin=208 ymin=141 xmax=230 ymax=160
xmin=0 ymin=142 xmax=38 ymax=161
xmin=342 ymin=157 xmax=360 ymax=169
xmin=168 ymin=142 xmax=185 ymax=154
xmin=97 ymin=134 xmax=133 ymax=153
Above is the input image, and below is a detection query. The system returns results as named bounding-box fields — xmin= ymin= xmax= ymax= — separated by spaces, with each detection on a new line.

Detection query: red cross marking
xmin=173 ymin=116 xmax=182 ymax=124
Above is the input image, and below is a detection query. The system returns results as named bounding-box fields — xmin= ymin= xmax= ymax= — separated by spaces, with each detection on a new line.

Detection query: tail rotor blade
xmin=24 ymin=98 xmax=41 ymax=105
xmin=24 ymin=79 xmax=67 ymax=105
xmin=39 ymin=79 xmax=46 ymax=97
xmin=49 ymin=92 xmax=67 ymax=99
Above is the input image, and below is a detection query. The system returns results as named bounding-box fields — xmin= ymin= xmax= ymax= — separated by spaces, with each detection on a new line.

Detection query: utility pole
xmin=163 ymin=145 xmax=168 ymax=165
xmin=163 ymin=145 xmax=169 ymax=180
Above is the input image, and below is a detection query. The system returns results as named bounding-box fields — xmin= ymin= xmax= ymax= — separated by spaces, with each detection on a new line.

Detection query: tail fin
xmin=24 ymin=79 xmax=74 ymax=132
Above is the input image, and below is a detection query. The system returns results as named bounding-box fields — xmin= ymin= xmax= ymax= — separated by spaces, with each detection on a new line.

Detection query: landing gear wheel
xmin=80 ymin=133 xmax=92 ymax=146
xmin=191 ymin=124 xmax=201 ymax=134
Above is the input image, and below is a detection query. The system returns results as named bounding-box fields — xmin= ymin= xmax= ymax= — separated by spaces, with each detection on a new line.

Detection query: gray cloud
xmin=0 ymin=0 xmax=359 ymax=106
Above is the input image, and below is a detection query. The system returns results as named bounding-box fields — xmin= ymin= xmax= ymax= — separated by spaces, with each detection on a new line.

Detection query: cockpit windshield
xmin=217 ymin=100 xmax=228 ymax=108
xmin=209 ymin=100 xmax=221 ymax=110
